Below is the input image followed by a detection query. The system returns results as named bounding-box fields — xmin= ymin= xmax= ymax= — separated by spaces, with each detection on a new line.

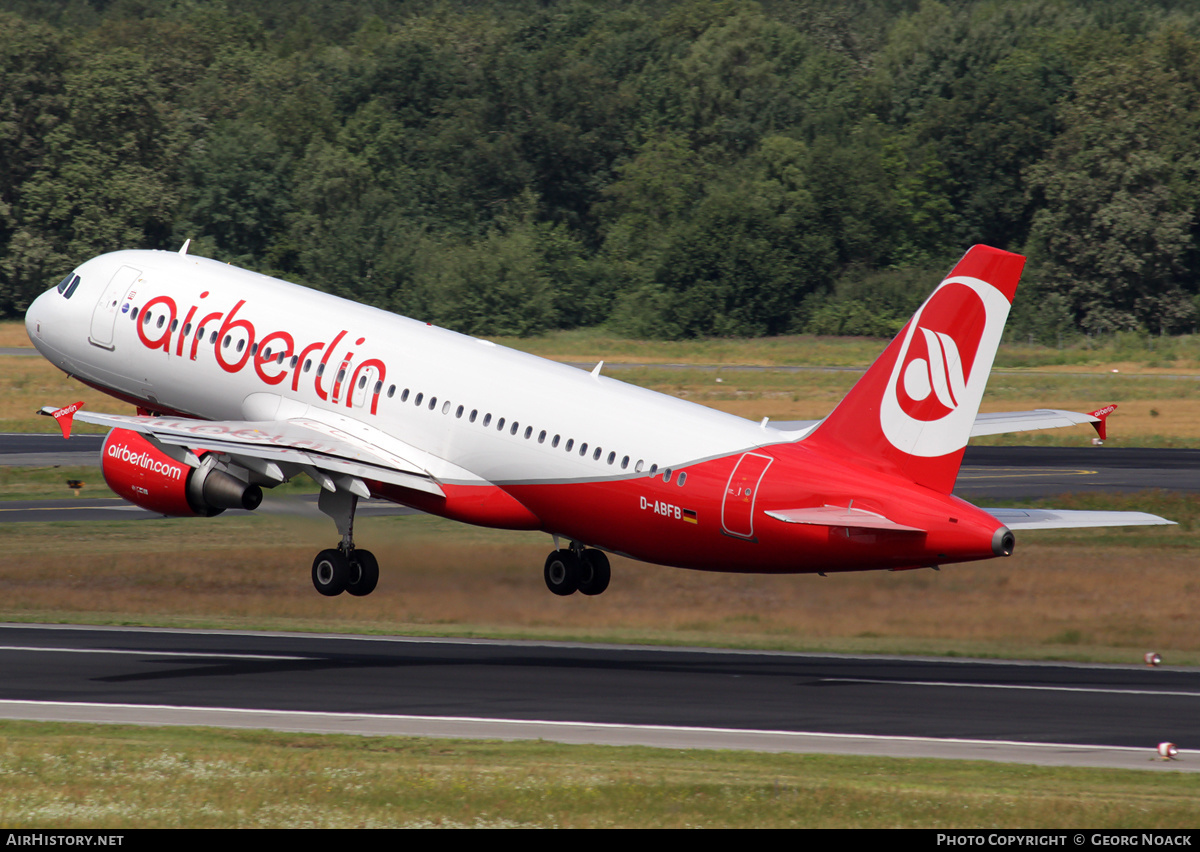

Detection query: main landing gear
xmin=544 ymin=543 xmax=610 ymax=596
xmin=311 ymin=487 xmax=380 ymax=597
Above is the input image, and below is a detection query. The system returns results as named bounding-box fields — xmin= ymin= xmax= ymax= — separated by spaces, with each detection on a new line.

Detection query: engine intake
xmin=102 ymin=428 xmax=262 ymax=517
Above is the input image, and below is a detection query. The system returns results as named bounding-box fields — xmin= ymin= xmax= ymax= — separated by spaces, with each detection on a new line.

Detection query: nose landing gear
xmin=544 ymin=544 xmax=610 ymax=596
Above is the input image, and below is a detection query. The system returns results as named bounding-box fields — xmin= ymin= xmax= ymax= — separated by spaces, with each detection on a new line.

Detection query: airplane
xmin=25 ymin=243 xmax=1172 ymax=598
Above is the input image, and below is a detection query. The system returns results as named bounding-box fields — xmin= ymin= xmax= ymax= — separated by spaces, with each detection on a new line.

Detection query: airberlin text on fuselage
xmin=107 ymin=442 xmax=183 ymax=480
xmin=134 ymin=292 xmax=388 ymax=415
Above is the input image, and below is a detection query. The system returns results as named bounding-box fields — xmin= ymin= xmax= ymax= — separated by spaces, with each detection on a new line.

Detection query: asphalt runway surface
xmin=0 ymin=624 xmax=1194 ymax=771
xmin=1 ymin=432 xmax=1197 ymax=769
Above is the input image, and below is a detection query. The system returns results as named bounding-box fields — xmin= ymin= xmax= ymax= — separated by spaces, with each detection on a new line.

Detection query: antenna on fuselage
xmin=178 ymin=239 xmax=191 ymax=256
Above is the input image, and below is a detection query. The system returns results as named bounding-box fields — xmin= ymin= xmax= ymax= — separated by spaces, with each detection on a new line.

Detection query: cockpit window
xmin=57 ymin=274 xmax=81 ymax=299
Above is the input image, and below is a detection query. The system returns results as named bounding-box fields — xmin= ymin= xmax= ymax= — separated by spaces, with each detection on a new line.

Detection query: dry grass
xmin=1 ymin=509 xmax=1196 ymax=662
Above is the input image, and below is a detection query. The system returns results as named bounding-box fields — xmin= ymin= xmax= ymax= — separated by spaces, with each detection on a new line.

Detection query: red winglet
xmin=1088 ymin=404 xmax=1117 ymax=441
xmin=50 ymin=401 xmax=85 ymax=440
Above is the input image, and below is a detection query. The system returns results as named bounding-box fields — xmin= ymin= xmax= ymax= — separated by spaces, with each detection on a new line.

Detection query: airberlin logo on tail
xmin=895 ymin=283 xmax=986 ymax=423
xmin=880 ymin=277 xmax=1010 ymax=458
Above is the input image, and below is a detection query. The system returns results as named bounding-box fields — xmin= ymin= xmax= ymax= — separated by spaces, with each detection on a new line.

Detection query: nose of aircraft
xmin=25 ymin=287 xmax=51 ymax=346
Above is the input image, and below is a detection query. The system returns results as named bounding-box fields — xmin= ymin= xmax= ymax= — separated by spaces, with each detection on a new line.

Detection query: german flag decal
xmin=683 ymin=508 xmax=698 ymax=524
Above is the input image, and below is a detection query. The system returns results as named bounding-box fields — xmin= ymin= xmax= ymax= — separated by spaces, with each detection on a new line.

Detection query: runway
xmin=0 ymin=624 xmax=1195 ymax=771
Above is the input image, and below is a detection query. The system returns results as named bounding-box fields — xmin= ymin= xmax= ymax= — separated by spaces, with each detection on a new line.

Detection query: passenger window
xmin=663 ymin=469 xmax=672 ymax=483
xmin=210 ymin=331 xmax=218 ymax=344
xmin=497 ymin=417 xmax=505 ymax=431
xmin=358 ymin=376 xmax=367 ymax=389
xmin=400 ymin=388 xmax=409 ymax=401
xmin=593 ymin=447 xmax=602 ymax=461
xmin=579 ymin=443 xmax=588 ymax=456
xmin=538 ymin=430 xmax=546 ymax=443
xmin=483 ymin=414 xmax=492 ymax=427
xmin=414 ymin=393 xmax=423 ymax=406
xmin=635 ymin=460 xmax=643 ymax=472
xmin=456 ymin=405 xmax=464 ymax=418
xmin=510 ymin=422 xmax=519 ymax=435
xmin=552 ymin=435 xmax=560 ymax=447
xmin=428 ymin=396 xmax=437 ymax=410
xmin=678 ymin=472 xmax=687 ymax=486
xmin=374 ymin=381 xmax=383 ymax=394
xmin=622 ymin=456 xmax=630 ymax=469
xmin=608 ymin=452 xmax=616 ymax=465
xmin=565 ymin=439 xmax=573 ymax=452
xmin=470 ymin=410 xmax=478 ymax=422
xmin=442 ymin=401 xmax=451 ymax=415
xmin=387 ymin=386 xmax=396 ymax=398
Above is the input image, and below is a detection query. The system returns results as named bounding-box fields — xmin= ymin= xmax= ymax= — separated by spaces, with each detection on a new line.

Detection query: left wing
xmin=41 ymin=405 xmax=446 ymax=497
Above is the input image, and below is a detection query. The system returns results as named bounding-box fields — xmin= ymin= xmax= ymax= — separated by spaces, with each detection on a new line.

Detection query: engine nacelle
xmin=102 ymin=428 xmax=263 ymax=517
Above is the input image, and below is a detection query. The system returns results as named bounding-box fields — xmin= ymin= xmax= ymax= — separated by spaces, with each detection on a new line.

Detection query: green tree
xmin=1026 ymin=31 xmax=1200 ymax=334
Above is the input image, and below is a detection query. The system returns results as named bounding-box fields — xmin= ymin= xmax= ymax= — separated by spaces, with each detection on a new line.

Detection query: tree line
xmin=2 ymin=0 xmax=1198 ymax=341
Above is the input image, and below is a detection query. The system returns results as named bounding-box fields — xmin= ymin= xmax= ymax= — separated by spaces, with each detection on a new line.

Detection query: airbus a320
xmin=25 ymin=244 xmax=1171 ymax=598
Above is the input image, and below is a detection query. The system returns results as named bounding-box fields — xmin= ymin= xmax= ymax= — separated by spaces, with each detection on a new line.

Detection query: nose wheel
xmin=544 ymin=545 xmax=610 ymax=596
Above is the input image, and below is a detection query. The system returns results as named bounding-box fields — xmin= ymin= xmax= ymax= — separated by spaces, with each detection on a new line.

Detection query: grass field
xmin=1 ymin=722 xmax=1196 ymax=828
xmin=4 ymin=321 xmax=1199 ymax=827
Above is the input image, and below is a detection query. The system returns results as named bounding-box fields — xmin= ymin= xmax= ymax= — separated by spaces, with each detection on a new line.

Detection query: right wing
xmin=767 ymin=405 xmax=1117 ymax=441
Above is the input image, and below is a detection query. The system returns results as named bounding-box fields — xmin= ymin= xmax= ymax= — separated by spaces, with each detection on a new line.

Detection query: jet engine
xmin=101 ymin=428 xmax=262 ymax=517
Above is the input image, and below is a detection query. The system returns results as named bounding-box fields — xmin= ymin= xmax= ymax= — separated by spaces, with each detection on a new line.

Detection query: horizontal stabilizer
xmin=984 ymin=508 xmax=1175 ymax=530
xmin=765 ymin=505 xmax=925 ymax=532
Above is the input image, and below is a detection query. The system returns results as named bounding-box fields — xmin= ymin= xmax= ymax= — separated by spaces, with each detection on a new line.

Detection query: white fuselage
xmin=27 ymin=250 xmax=773 ymax=490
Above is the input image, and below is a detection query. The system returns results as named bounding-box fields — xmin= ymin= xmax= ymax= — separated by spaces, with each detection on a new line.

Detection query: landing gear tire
xmin=346 ymin=549 xmax=379 ymax=597
xmin=544 ymin=549 xmax=581 ymax=596
xmin=312 ymin=549 xmax=350 ymax=596
xmin=578 ymin=549 xmax=611 ymax=596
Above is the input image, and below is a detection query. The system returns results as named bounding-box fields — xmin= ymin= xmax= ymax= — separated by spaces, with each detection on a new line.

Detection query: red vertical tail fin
xmin=804 ymin=246 xmax=1026 ymax=493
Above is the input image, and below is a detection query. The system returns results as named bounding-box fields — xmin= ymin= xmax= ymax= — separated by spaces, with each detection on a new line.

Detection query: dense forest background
xmin=1 ymin=0 xmax=1199 ymax=342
